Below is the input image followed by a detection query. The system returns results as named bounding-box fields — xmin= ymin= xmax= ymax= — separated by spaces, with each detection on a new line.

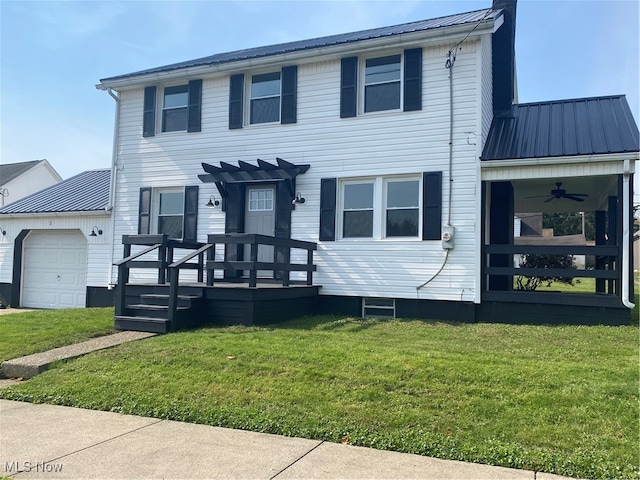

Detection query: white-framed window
xmin=339 ymin=176 xmax=420 ymax=240
xmin=385 ymin=179 xmax=420 ymax=237
xmin=362 ymin=297 xmax=396 ymax=318
xmin=250 ymin=72 xmax=281 ymax=124
xmin=162 ymin=84 xmax=189 ymax=132
xmin=342 ymin=181 xmax=375 ymax=238
xmin=153 ymin=188 xmax=184 ymax=239
xmin=363 ymin=54 xmax=402 ymax=113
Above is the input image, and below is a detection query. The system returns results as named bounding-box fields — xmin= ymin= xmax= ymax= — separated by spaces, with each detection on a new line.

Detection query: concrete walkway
xmin=0 ymin=400 xmax=572 ymax=480
xmin=1 ymin=332 xmax=156 ymax=379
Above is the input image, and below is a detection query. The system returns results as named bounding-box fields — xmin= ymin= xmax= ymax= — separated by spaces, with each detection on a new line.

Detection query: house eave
xmin=0 ymin=210 xmax=111 ymax=219
xmin=480 ymin=152 xmax=639 ymax=169
xmin=96 ymin=19 xmax=498 ymax=91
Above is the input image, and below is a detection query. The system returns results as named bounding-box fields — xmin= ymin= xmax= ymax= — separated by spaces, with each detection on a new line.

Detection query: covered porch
xmin=479 ymin=96 xmax=638 ymax=324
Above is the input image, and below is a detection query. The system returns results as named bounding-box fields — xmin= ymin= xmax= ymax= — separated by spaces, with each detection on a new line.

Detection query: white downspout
xmin=622 ymin=161 xmax=635 ymax=308
xmin=106 ymin=87 xmax=120 ymax=288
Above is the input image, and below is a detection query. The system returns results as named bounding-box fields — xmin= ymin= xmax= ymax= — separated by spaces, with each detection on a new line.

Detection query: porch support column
xmin=489 ymin=181 xmax=514 ymax=291
xmin=595 ymin=210 xmax=606 ymax=293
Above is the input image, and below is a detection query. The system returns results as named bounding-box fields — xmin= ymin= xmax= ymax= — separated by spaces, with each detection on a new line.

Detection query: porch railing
xmin=114 ymin=234 xmax=317 ymax=328
xmin=482 ymin=244 xmax=622 ymax=307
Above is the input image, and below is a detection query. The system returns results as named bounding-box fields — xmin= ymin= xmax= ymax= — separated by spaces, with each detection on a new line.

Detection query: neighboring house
xmin=0 ymin=159 xmax=62 ymax=207
xmin=0 ymin=170 xmax=113 ymax=309
xmin=95 ymin=0 xmax=639 ymax=331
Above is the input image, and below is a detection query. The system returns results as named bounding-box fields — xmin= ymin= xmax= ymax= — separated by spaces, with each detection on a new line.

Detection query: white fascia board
xmin=0 ymin=210 xmax=111 ymax=219
xmin=481 ymin=152 xmax=639 ymax=169
xmin=97 ymin=21 xmax=495 ymax=91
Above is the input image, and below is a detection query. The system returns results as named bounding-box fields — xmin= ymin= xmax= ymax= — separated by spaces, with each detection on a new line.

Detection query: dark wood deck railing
xmin=482 ymin=244 xmax=622 ymax=307
xmin=115 ymin=234 xmax=317 ymax=327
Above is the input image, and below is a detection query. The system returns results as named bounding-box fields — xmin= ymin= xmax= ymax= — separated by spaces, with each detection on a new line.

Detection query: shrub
xmin=515 ymin=254 xmax=577 ymax=291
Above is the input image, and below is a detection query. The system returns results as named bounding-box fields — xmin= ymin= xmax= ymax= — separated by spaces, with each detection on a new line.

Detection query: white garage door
xmin=22 ymin=230 xmax=87 ymax=309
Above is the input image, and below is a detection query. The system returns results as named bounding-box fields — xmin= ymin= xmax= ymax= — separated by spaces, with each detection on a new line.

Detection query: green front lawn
xmin=1 ymin=316 xmax=637 ymax=479
xmin=0 ymin=308 xmax=115 ymax=362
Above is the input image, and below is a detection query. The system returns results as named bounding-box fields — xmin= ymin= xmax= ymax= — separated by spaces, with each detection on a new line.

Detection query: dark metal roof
xmin=0 ymin=160 xmax=44 ymax=185
xmin=0 ymin=169 xmax=111 ymax=214
xmin=100 ymin=8 xmax=497 ymax=83
xmin=481 ymin=95 xmax=640 ymax=161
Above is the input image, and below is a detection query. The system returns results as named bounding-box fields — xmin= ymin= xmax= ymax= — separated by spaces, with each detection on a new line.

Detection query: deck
xmin=114 ymin=234 xmax=319 ymax=332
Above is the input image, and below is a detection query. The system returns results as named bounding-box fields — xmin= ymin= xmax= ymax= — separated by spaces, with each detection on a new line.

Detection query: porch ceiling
xmin=511 ymin=176 xmax=618 ymax=213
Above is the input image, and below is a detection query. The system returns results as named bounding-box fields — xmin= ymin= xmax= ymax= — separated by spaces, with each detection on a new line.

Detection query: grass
xmin=1 ymin=316 xmax=637 ymax=479
xmin=0 ymin=308 xmax=115 ymax=363
xmin=516 ymin=273 xmax=640 ymax=324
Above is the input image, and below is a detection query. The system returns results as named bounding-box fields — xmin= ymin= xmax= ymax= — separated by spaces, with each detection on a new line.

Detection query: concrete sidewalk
xmin=0 ymin=400 xmax=571 ymax=480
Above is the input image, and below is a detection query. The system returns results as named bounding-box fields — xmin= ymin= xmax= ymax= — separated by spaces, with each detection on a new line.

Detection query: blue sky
xmin=1 ymin=0 xmax=638 ymax=183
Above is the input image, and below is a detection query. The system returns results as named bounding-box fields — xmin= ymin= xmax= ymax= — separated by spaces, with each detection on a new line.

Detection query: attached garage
xmin=22 ymin=230 xmax=88 ymax=309
xmin=0 ymin=169 xmax=113 ymax=309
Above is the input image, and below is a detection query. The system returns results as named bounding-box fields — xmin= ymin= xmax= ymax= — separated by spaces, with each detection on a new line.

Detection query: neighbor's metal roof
xmin=481 ymin=95 xmax=640 ymax=161
xmin=0 ymin=169 xmax=111 ymax=214
xmin=100 ymin=8 xmax=497 ymax=83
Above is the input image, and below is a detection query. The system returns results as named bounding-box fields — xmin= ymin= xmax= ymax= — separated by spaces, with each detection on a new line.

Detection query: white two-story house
xmin=96 ymin=0 xmax=638 ymax=332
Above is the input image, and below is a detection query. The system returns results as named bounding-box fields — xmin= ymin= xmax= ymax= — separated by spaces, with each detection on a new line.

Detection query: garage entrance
xmin=22 ymin=230 xmax=87 ymax=308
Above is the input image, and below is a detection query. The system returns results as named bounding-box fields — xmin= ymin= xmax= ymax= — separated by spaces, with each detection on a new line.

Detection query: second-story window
xmin=364 ymin=55 xmax=401 ymax=113
xmin=250 ymin=72 xmax=281 ymax=124
xmin=162 ymin=85 xmax=189 ymax=132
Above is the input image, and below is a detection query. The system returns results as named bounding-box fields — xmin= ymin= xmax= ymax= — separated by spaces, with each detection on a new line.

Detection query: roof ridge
xmin=514 ymin=94 xmax=627 ymax=108
xmin=100 ymin=7 xmax=496 ymax=84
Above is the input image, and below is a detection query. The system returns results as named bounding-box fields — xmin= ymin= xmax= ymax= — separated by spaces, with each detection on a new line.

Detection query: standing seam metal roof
xmin=0 ymin=169 xmax=111 ymax=214
xmin=100 ymin=8 xmax=497 ymax=83
xmin=481 ymin=95 xmax=640 ymax=161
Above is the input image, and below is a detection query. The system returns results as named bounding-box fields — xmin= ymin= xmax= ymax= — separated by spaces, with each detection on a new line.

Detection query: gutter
xmin=0 ymin=211 xmax=111 ymax=219
xmin=480 ymin=152 xmax=640 ymax=169
xmin=622 ymin=161 xmax=635 ymax=309
xmin=105 ymin=87 xmax=120 ymax=288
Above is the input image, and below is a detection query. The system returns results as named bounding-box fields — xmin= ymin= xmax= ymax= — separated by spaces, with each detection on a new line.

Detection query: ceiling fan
xmin=530 ymin=182 xmax=589 ymax=203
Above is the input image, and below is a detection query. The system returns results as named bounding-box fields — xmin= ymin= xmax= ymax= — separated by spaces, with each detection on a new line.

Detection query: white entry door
xmin=245 ymin=186 xmax=276 ymax=277
xmin=22 ymin=230 xmax=87 ymax=308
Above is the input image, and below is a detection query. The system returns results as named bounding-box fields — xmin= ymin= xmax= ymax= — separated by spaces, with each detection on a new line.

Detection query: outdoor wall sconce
xmin=206 ymin=195 xmax=220 ymax=207
xmin=292 ymin=192 xmax=306 ymax=205
xmin=89 ymin=226 xmax=103 ymax=237
xmin=0 ymin=227 xmax=6 ymax=236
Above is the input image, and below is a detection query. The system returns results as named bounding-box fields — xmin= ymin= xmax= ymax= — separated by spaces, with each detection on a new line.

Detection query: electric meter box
xmin=441 ymin=226 xmax=455 ymax=249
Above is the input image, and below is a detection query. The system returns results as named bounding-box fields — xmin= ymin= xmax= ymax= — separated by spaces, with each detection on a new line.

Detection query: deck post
xmin=207 ymin=244 xmax=215 ymax=286
xmin=249 ymin=241 xmax=258 ymax=288
xmin=282 ymin=247 xmax=291 ymax=286
xmin=167 ymin=267 xmax=179 ymax=330
xmin=595 ymin=210 xmax=606 ymax=293
xmin=158 ymin=236 xmax=168 ymax=284
xmin=306 ymin=249 xmax=314 ymax=285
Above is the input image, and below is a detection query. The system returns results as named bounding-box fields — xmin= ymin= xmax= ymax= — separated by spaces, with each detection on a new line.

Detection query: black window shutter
xmin=403 ymin=48 xmax=422 ymax=112
xmin=143 ymin=86 xmax=157 ymax=137
xmin=229 ymin=74 xmax=244 ymax=129
xmin=138 ymin=187 xmax=152 ymax=234
xmin=187 ymin=79 xmax=202 ymax=132
xmin=281 ymin=65 xmax=297 ymax=124
xmin=340 ymin=57 xmax=358 ymax=118
xmin=183 ymin=185 xmax=199 ymax=243
xmin=319 ymin=178 xmax=337 ymax=241
xmin=422 ymin=172 xmax=442 ymax=240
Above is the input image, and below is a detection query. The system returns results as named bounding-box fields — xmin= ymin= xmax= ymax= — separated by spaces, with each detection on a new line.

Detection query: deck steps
xmin=116 ymin=287 xmax=204 ymax=333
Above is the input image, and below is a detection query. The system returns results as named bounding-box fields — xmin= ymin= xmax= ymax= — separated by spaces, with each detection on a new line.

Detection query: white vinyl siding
xmin=0 ymin=216 xmax=112 ymax=290
xmin=112 ymin=38 xmax=483 ymax=302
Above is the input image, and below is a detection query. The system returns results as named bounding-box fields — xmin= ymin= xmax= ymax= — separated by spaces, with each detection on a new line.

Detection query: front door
xmin=245 ymin=186 xmax=276 ymax=277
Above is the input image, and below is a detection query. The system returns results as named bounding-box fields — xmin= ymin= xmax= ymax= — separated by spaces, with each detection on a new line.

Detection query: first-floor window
xmin=385 ymin=179 xmax=419 ymax=237
xmin=340 ymin=176 xmax=420 ymax=239
xmin=157 ymin=189 xmax=184 ymax=238
xmin=343 ymin=182 xmax=374 ymax=238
